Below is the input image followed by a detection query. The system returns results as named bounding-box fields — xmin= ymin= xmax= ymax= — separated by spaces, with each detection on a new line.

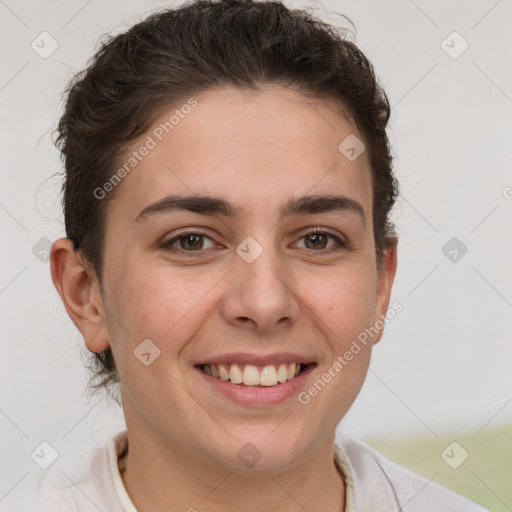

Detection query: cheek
xmin=106 ymin=262 xmax=224 ymax=356
xmin=321 ymin=267 xmax=377 ymax=405
xmin=312 ymin=265 xmax=377 ymax=348
xmin=134 ymin=268 xmax=222 ymax=331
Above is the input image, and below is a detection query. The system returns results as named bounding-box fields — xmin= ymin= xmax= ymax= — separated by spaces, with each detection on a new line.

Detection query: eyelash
xmin=160 ymin=227 xmax=349 ymax=257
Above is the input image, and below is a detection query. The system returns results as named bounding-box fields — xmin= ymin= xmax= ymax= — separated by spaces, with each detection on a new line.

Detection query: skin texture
xmin=51 ymin=85 xmax=397 ymax=511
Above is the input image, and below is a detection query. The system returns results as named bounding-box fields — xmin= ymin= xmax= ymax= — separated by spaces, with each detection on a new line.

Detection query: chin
xmin=205 ymin=431 xmax=309 ymax=472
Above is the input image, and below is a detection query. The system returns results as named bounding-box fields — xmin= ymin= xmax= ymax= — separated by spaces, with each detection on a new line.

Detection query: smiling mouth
xmin=199 ymin=362 xmax=312 ymax=387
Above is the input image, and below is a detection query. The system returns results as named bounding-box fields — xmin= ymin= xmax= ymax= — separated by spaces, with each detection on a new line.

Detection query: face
xmin=84 ymin=86 xmax=396 ymax=470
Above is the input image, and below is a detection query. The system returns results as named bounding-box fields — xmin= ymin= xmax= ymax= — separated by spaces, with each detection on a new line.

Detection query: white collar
xmin=107 ymin=430 xmax=356 ymax=512
xmin=107 ymin=430 xmax=137 ymax=512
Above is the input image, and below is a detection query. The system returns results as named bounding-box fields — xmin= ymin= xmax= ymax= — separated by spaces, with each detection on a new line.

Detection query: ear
xmin=50 ymin=238 xmax=110 ymax=353
xmin=371 ymin=240 xmax=398 ymax=345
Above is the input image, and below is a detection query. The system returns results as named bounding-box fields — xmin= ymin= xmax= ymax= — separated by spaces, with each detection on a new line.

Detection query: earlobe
xmin=50 ymin=238 xmax=110 ymax=353
xmin=371 ymin=241 xmax=398 ymax=345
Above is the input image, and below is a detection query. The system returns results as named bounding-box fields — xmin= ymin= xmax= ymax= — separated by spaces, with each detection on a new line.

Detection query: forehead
xmin=107 ymin=86 xmax=372 ymax=223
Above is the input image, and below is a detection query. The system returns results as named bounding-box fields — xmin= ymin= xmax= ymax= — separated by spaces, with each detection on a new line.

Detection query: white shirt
xmin=34 ymin=430 xmax=488 ymax=511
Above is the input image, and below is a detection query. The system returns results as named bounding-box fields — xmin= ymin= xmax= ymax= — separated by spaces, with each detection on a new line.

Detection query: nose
xmin=220 ymin=237 xmax=300 ymax=334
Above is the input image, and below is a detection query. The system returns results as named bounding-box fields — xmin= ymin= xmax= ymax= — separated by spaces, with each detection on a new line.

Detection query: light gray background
xmin=1 ymin=0 xmax=511 ymax=509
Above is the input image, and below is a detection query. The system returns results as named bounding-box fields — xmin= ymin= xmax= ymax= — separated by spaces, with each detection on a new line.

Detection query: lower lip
xmin=196 ymin=365 xmax=316 ymax=406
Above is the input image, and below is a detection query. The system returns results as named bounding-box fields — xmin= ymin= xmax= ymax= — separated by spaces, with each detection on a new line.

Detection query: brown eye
xmin=178 ymin=234 xmax=205 ymax=250
xmin=304 ymin=232 xmax=328 ymax=249
xmin=161 ymin=231 xmax=216 ymax=254
xmin=295 ymin=229 xmax=347 ymax=253
xmin=160 ymin=227 xmax=348 ymax=258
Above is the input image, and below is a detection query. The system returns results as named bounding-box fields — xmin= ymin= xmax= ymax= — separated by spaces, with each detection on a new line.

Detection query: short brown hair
xmin=55 ymin=0 xmax=400 ymax=396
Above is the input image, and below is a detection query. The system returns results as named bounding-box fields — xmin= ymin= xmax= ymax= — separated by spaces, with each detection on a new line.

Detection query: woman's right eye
xmin=160 ymin=231 xmax=217 ymax=255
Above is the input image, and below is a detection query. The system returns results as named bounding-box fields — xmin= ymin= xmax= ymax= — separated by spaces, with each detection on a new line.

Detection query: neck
xmin=119 ymin=427 xmax=345 ymax=512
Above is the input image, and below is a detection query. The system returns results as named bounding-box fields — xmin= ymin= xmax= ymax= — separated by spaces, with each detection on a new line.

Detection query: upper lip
xmin=195 ymin=352 xmax=315 ymax=366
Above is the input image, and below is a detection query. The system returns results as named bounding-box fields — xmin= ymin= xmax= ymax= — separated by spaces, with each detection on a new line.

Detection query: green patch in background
xmin=362 ymin=424 xmax=512 ymax=512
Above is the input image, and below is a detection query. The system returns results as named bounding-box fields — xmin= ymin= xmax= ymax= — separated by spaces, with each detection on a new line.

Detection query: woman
xmin=38 ymin=0 xmax=488 ymax=510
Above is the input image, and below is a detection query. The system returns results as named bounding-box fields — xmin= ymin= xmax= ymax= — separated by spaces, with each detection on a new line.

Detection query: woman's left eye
xmin=160 ymin=229 xmax=347 ymax=256
xmin=293 ymin=230 xmax=347 ymax=252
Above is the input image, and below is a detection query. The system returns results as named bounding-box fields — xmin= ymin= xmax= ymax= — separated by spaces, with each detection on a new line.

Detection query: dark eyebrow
xmin=281 ymin=194 xmax=365 ymax=227
xmin=135 ymin=193 xmax=366 ymax=226
xmin=135 ymin=195 xmax=243 ymax=222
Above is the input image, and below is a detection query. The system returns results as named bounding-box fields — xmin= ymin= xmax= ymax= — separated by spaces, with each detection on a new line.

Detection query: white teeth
xmin=218 ymin=363 xmax=229 ymax=381
xmin=203 ymin=362 xmax=304 ymax=386
xmin=242 ymin=365 xmax=260 ymax=386
xmin=277 ymin=363 xmax=288 ymax=383
xmin=259 ymin=365 xmax=278 ymax=386
xmin=229 ymin=363 xmax=243 ymax=384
